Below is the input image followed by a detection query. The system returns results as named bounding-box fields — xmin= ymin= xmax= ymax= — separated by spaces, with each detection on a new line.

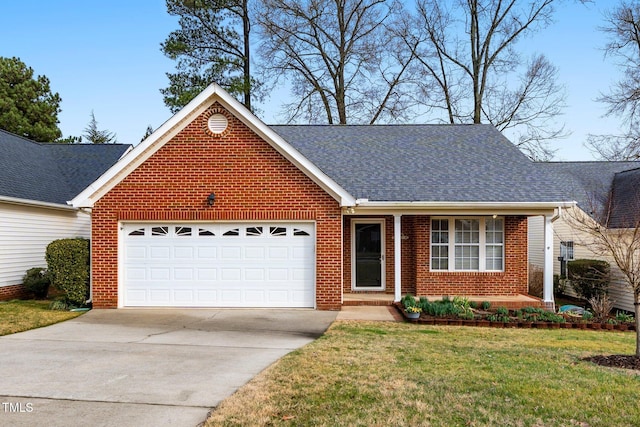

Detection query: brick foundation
xmin=0 ymin=284 xmax=29 ymax=301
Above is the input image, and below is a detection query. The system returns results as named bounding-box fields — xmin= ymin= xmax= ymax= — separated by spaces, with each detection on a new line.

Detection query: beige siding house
xmin=529 ymin=162 xmax=640 ymax=312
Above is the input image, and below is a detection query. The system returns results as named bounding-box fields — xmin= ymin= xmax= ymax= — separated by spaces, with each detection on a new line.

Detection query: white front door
xmin=121 ymin=222 xmax=315 ymax=307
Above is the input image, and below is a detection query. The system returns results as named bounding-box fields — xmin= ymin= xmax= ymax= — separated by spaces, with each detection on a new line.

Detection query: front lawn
xmin=0 ymin=300 xmax=82 ymax=336
xmin=206 ymin=322 xmax=639 ymax=427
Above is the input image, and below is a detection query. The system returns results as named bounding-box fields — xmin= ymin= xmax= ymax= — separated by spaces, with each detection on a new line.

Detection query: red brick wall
xmin=0 ymin=284 xmax=28 ymax=300
xmin=342 ymin=215 xmax=420 ymax=296
xmin=91 ymin=103 xmax=343 ymax=310
xmin=343 ymin=215 xmax=528 ymax=297
xmin=414 ymin=215 xmax=528 ymax=296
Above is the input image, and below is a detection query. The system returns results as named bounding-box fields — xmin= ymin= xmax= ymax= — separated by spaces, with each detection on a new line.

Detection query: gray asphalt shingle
xmin=272 ymin=124 xmax=569 ymax=203
xmin=536 ymin=161 xmax=640 ymax=217
xmin=609 ymin=167 xmax=640 ymax=228
xmin=0 ymin=129 xmax=130 ymax=205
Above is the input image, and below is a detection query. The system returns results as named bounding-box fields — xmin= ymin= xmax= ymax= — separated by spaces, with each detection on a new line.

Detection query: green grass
xmin=206 ymin=322 xmax=639 ymax=427
xmin=0 ymin=299 xmax=82 ymax=336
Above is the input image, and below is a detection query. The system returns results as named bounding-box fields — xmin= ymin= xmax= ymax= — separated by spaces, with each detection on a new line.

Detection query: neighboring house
xmin=529 ymin=162 xmax=640 ymax=312
xmin=0 ymin=129 xmax=131 ymax=300
xmin=70 ymin=84 xmax=573 ymax=310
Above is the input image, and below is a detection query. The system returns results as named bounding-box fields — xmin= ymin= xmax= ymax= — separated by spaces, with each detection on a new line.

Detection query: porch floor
xmin=344 ymin=293 xmax=545 ymax=310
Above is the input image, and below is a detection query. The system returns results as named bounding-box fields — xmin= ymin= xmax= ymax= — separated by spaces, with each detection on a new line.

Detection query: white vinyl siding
xmin=527 ymin=216 xmax=545 ymax=269
xmin=0 ymin=202 xmax=90 ymax=288
xmin=431 ymin=217 xmax=504 ymax=272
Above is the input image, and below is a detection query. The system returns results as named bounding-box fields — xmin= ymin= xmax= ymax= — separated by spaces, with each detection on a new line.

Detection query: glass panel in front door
xmin=355 ymin=223 xmax=382 ymax=288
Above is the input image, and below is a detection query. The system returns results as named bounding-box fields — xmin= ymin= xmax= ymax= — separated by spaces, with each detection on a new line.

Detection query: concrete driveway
xmin=0 ymin=309 xmax=337 ymax=427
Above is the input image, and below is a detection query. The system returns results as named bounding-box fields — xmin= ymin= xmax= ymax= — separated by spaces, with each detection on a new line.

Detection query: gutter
xmin=345 ymin=200 xmax=576 ymax=215
xmin=0 ymin=195 xmax=79 ymax=211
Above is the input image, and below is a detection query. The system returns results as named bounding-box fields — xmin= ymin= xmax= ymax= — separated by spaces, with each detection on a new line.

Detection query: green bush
xmin=45 ymin=238 xmax=90 ymax=307
xmin=567 ymin=259 xmax=610 ymax=301
xmin=22 ymin=267 xmax=50 ymax=299
xmin=401 ymin=294 xmax=418 ymax=310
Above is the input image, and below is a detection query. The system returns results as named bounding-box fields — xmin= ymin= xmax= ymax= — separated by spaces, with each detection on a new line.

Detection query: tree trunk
xmin=242 ymin=0 xmax=251 ymax=111
xmin=635 ymin=294 xmax=640 ymax=358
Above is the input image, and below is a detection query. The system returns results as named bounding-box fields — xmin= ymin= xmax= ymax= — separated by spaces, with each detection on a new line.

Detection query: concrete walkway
xmin=336 ymin=305 xmax=401 ymax=321
xmin=0 ymin=309 xmax=336 ymax=427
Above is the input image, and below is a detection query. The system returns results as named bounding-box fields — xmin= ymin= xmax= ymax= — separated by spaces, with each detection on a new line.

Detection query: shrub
xmin=616 ymin=311 xmax=634 ymax=324
xmin=481 ymin=301 xmax=491 ymax=311
xmin=567 ymin=259 xmax=610 ymax=301
xmin=496 ymin=306 xmax=509 ymax=316
xmin=22 ymin=267 xmax=51 ymax=299
xmin=588 ymin=294 xmax=614 ymax=322
xmin=46 ymin=238 xmax=90 ymax=307
xmin=553 ymin=274 xmax=567 ymax=296
xmin=528 ymin=263 xmax=544 ymax=298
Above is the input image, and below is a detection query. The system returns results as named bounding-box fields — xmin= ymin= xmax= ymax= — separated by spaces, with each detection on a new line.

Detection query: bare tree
xmin=256 ymin=0 xmax=417 ymax=124
xmin=565 ymin=191 xmax=640 ymax=357
xmin=587 ymin=1 xmax=640 ymax=161
xmin=404 ymin=0 xmax=568 ymax=160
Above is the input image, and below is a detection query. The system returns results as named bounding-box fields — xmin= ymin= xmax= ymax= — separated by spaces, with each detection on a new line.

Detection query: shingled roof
xmin=609 ymin=167 xmax=640 ymax=228
xmin=536 ymin=161 xmax=640 ymax=225
xmin=271 ymin=124 xmax=569 ymax=203
xmin=0 ymin=129 xmax=131 ymax=206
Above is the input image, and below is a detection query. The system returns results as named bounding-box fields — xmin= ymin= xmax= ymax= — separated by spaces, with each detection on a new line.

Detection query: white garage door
xmin=122 ymin=222 xmax=315 ymax=308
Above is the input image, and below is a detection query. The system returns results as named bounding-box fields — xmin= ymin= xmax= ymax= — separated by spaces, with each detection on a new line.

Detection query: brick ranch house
xmin=71 ymin=84 xmax=574 ymax=310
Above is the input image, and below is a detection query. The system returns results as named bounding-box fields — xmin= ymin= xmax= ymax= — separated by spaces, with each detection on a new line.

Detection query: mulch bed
xmin=582 ymin=355 xmax=640 ymax=371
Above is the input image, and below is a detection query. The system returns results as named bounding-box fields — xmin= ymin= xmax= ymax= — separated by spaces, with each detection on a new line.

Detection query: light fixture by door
xmin=207 ymin=193 xmax=216 ymax=206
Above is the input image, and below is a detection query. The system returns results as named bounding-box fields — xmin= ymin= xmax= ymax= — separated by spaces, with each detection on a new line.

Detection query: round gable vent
xmin=207 ymin=113 xmax=229 ymax=135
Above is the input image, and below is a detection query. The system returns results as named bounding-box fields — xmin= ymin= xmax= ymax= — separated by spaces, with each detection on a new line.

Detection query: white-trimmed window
xmin=560 ymin=241 xmax=574 ymax=261
xmin=431 ymin=217 xmax=504 ymax=272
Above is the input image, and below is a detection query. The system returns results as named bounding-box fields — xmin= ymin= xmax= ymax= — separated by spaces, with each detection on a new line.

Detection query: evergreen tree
xmin=0 ymin=56 xmax=62 ymax=142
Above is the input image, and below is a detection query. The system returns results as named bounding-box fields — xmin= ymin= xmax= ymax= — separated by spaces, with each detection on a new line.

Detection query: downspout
xmin=72 ymin=204 xmax=93 ymax=305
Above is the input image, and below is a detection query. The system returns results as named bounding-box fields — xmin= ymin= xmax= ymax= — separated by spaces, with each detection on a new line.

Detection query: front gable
xmin=99 ymin=102 xmax=339 ymax=217
xmin=71 ymin=83 xmax=354 ymax=209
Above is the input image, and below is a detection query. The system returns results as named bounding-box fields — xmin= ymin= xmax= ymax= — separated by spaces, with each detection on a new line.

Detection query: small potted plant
xmin=405 ymin=305 xmax=422 ymax=319
xmin=401 ymin=294 xmax=422 ymax=320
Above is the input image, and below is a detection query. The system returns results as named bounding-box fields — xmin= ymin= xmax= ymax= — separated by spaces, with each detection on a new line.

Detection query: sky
xmin=0 ymin=0 xmax=625 ymax=160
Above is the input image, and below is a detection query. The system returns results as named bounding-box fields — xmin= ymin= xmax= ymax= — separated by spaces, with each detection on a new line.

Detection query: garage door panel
xmin=197 ymin=289 xmax=218 ymax=302
xmin=197 ymin=268 xmax=217 ymax=280
xmin=123 ymin=222 xmax=315 ymax=308
xmin=126 ymin=289 xmax=147 ymax=302
xmin=174 ymin=290 xmax=194 ymax=303
xmin=197 ymin=246 xmax=217 ymax=259
xmin=126 ymin=246 xmax=147 ymax=259
xmin=150 ymin=246 xmax=171 ymax=260
xmin=174 ymin=268 xmax=194 ymax=280
xmin=174 ymin=246 xmax=194 ymax=259
xmin=245 ymin=246 xmax=265 ymax=259
xmin=150 ymin=268 xmax=171 ymax=280
xmin=126 ymin=268 xmax=147 ymax=280
xmin=245 ymin=268 xmax=265 ymax=280
xmin=268 ymin=246 xmax=289 ymax=259
xmin=221 ymin=246 xmax=242 ymax=259
xmin=149 ymin=289 xmax=171 ymax=303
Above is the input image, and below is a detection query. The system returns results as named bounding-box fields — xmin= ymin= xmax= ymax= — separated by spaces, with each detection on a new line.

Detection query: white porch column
xmin=394 ymin=214 xmax=402 ymax=303
xmin=543 ymin=215 xmax=555 ymax=310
